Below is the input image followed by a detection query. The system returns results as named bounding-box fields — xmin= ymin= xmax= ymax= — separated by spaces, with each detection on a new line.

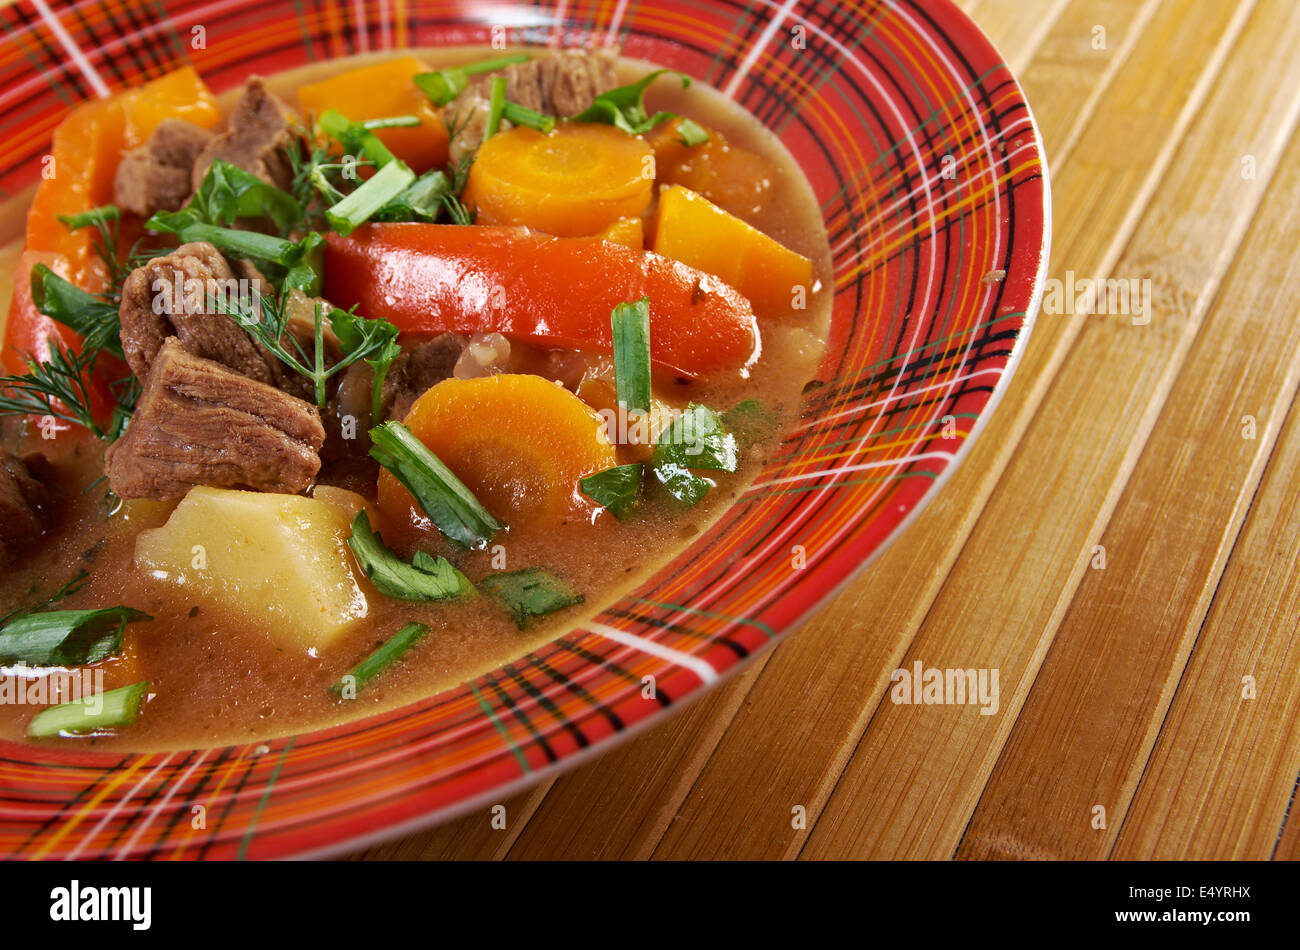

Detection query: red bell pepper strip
xmin=322 ymin=224 xmax=761 ymax=379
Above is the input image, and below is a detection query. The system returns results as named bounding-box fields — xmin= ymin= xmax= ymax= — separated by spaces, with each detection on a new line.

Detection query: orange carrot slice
xmin=464 ymin=123 xmax=653 ymax=237
xmin=378 ymin=374 xmax=618 ymax=531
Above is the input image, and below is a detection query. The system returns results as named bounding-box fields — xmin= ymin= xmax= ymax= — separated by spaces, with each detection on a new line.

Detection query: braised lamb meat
xmin=105 ymin=339 xmax=325 ymax=500
xmin=117 ymin=242 xmax=281 ymax=385
xmin=190 ymin=77 xmax=301 ymax=192
xmin=113 ymin=118 xmax=214 ymax=218
xmin=447 ymin=50 xmax=619 ymax=165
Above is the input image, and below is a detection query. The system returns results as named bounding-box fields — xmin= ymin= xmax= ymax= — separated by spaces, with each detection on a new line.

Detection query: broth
xmin=0 ymin=50 xmax=831 ymax=751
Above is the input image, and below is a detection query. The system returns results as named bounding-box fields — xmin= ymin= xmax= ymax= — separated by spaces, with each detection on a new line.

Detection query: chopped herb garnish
xmin=485 ymin=76 xmax=508 ymax=139
xmin=721 ymin=397 xmax=779 ymax=447
xmin=318 ymin=109 xmax=399 ymax=168
xmin=572 ymin=69 xmax=692 ymax=134
xmin=147 ymin=159 xmax=302 ymax=236
xmin=580 ymin=463 xmax=643 ymax=520
xmin=367 ymin=336 xmax=402 ymax=428
xmin=0 ymin=606 xmax=152 ymax=667
xmin=368 ymin=421 xmax=504 ymax=549
xmin=282 ymin=230 xmax=326 ymax=296
xmin=361 ymin=115 xmax=422 ymax=130
xmin=675 ymin=117 xmax=710 ymax=146
xmin=346 ymin=510 xmax=474 ymax=602
xmin=414 ymin=53 xmax=531 ymax=106
xmin=480 ymin=568 xmax=584 ymax=629
xmin=26 ymin=680 xmax=150 ymax=738
xmin=213 ymin=287 xmax=399 ymax=409
xmin=653 ymin=403 xmax=738 ymax=472
xmin=57 ymin=204 xmax=131 ymax=300
xmin=651 ymin=461 xmax=712 ymax=506
xmin=0 ymin=571 xmax=90 ymax=629
xmin=502 ymin=100 xmax=555 ymax=134
xmin=326 ymin=159 xmax=416 ymax=235
xmin=0 ymin=343 xmax=112 ymax=437
xmin=374 ymin=169 xmax=451 ymax=223
xmin=149 ymin=218 xmax=302 ymax=265
xmin=329 ymin=622 xmax=430 ymax=697
xmin=29 ymin=264 xmax=124 ymax=360
xmin=57 ymin=205 xmax=120 ymax=232
xmin=611 ymin=297 xmax=652 ymax=414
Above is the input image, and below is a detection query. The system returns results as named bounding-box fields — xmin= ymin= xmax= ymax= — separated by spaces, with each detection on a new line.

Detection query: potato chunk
xmin=135 ymin=486 xmax=369 ymax=652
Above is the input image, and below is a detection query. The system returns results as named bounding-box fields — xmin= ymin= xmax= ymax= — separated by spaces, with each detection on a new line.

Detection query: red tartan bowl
xmin=0 ymin=0 xmax=1048 ymax=859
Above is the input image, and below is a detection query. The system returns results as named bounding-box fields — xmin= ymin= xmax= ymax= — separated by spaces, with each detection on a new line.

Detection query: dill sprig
xmin=211 ymin=285 xmax=400 ymax=411
xmin=57 ymin=205 xmax=132 ymax=305
xmin=0 ymin=344 xmax=109 ymax=438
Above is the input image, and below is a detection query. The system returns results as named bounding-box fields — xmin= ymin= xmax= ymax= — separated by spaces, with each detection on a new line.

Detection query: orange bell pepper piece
xmin=652 ymin=185 xmax=812 ymax=319
xmin=297 ymin=56 xmax=450 ymax=173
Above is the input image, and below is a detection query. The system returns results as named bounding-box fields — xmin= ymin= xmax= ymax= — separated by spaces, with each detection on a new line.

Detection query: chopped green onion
xmin=611 ymin=297 xmax=652 ymax=414
xmin=580 ymin=463 xmax=643 ymax=520
xmin=29 ymin=264 xmax=124 ymax=360
xmin=651 ymin=461 xmax=712 ymax=507
xmin=368 ymin=421 xmax=504 ymax=548
xmin=326 ymin=160 xmax=416 ymax=236
xmin=572 ymin=69 xmax=690 ymax=134
xmin=675 ymin=117 xmax=710 ymax=146
xmin=374 ymin=169 xmax=451 ymax=223
xmin=481 ymin=568 xmax=584 ymax=630
xmin=318 ymin=109 xmax=398 ymax=168
xmin=155 ymin=220 xmax=301 ymax=264
xmin=0 ymin=571 xmax=89 ymax=629
xmin=501 ymin=101 xmax=556 ymax=134
xmin=362 ymin=115 xmax=422 ymax=130
xmin=329 ymin=623 xmax=430 ymax=697
xmin=0 ymin=606 xmax=152 ymax=667
xmin=653 ymin=403 xmax=738 ymax=472
xmin=414 ymin=53 xmax=531 ymax=106
xmin=57 ymin=205 xmax=120 ymax=231
xmin=485 ymin=76 xmax=508 ymax=139
xmin=26 ymin=681 xmax=150 ymax=738
xmin=346 ymin=510 xmax=474 ymax=601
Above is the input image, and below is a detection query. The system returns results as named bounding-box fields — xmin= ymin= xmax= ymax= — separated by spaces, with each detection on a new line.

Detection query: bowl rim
xmin=0 ymin=0 xmax=1051 ymax=860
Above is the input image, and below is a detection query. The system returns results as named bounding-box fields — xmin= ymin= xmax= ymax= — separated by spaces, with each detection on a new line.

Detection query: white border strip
xmin=587 ymin=623 xmax=720 ymax=685
xmin=31 ymin=0 xmax=111 ymax=99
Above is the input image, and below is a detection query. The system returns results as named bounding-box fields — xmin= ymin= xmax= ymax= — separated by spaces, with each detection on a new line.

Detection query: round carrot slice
xmin=377 ymin=374 xmax=618 ymax=532
xmin=464 ymin=123 xmax=653 ymax=237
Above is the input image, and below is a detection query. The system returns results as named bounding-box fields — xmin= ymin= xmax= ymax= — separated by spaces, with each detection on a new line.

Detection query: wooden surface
xmin=352 ymin=0 xmax=1300 ymax=860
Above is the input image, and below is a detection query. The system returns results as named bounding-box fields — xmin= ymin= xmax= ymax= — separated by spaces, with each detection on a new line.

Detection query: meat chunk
xmin=105 ymin=339 xmax=325 ymax=500
xmin=447 ymin=51 xmax=619 ymax=165
xmin=191 ymin=77 xmax=300 ymax=192
xmin=382 ymin=334 xmax=467 ymax=421
xmin=0 ymin=450 xmax=54 ymax=566
xmin=504 ymin=49 xmax=619 ymax=116
xmin=118 ymin=242 xmax=281 ymax=385
xmin=113 ymin=119 xmax=214 ymax=217
xmin=446 ymin=85 xmax=494 ymax=168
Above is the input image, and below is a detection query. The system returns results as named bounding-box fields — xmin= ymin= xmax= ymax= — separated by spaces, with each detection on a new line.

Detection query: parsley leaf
xmin=572 ymin=69 xmax=692 ymax=134
xmin=346 ymin=510 xmax=474 ymax=601
xmin=480 ymin=568 xmax=584 ymax=629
